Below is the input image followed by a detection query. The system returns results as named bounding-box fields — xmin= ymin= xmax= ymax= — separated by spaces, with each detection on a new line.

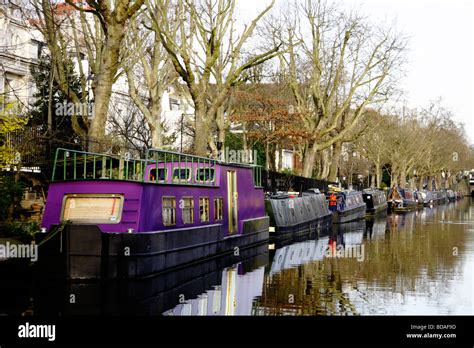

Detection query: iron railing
xmin=144 ymin=149 xmax=217 ymax=186
xmin=51 ymin=148 xmax=264 ymax=188
xmin=51 ymin=148 xmax=146 ymax=182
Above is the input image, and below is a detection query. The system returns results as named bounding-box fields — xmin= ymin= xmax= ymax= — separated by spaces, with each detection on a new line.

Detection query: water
xmin=2 ymin=198 xmax=473 ymax=316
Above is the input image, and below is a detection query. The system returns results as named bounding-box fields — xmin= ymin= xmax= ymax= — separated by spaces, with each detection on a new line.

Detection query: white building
xmin=0 ymin=2 xmax=194 ymax=152
xmin=0 ymin=5 xmax=42 ymax=109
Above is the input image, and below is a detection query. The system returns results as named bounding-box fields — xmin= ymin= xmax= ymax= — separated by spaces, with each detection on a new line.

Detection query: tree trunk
xmin=427 ymin=176 xmax=433 ymax=190
xmin=375 ymin=161 xmax=382 ymax=188
xmin=399 ymin=168 xmax=407 ymax=188
xmin=150 ymin=99 xmax=163 ymax=148
xmin=435 ymin=174 xmax=442 ymax=190
xmin=320 ymin=149 xmax=330 ymax=180
xmin=390 ymin=168 xmax=398 ymax=188
xmin=302 ymin=144 xmax=317 ymax=178
xmin=194 ymin=106 xmax=209 ymax=156
xmin=418 ymin=175 xmax=424 ymax=190
xmin=328 ymin=142 xmax=342 ymax=182
xmin=89 ymin=24 xmax=127 ymax=151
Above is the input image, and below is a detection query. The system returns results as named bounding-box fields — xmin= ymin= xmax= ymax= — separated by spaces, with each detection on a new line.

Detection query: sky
xmin=236 ymin=0 xmax=474 ymax=144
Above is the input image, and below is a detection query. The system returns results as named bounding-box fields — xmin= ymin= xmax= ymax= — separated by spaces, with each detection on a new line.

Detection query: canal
xmin=2 ymin=198 xmax=473 ymax=316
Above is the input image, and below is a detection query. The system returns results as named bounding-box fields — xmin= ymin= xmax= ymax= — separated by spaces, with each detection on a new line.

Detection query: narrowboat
xmin=447 ymin=190 xmax=456 ymax=202
xmin=419 ymin=190 xmax=436 ymax=206
xmin=265 ymin=189 xmax=332 ymax=238
xmin=362 ymin=189 xmax=388 ymax=215
xmin=328 ymin=190 xmax=366 ymax=223
xmin=413 ymin=190 xmax=425 ymax=208
xmin=387 ymin=186 xmax=417 ymax=212
xmin=37 ymin=148 xmax=269 ymax=280
xmin=438 ymin=190 xmax=448 ymax=204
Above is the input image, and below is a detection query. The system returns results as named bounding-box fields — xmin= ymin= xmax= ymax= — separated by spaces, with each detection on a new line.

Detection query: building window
xmin=214 ymin=197 xmax=223 ymax=221
xmin=181 ymin=197 xmax=194 ymax=224
xmin=169 ymin=97 xmax=180 ymax=111
xmin=199 ymin=197 xmax=210 ymax=222
xmin=162 ymin=196 xmax=176 ymax=226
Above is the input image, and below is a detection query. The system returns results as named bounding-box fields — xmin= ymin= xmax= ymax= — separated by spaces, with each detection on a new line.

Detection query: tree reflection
xmin=253 ymin=200 xmax=471 ymax=315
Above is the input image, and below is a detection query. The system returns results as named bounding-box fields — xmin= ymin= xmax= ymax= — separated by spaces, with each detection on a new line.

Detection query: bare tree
xmin=124 ymin=6 xmax=178 ymax=148
xmin=270 ymin=0 xmax=406 ymax=177
xmin=34 ymin=0 xmax=144 ymax=150
xmin=149 ymin=0 xmax=281 ymax=156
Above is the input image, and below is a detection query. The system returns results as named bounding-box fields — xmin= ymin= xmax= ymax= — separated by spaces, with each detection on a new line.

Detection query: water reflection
xmin=2 ymin=199 xmax=472 ymax=316
xmin=253 ymin=198 xmax=474 ymax=315
xmin=31 ymin=244 xmax=268 ymax=316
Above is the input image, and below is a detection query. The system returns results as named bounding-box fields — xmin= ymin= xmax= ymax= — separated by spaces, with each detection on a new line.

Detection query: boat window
xmin=214 ymin=197 xmax=223 ymax=221
xmin=196 ymin=168 xmax=215 ymax=182
xmin=62 ymin=194 xmax=123 ymax=224
xmin=149 ymin=168 xmax=167 ymax=182
xmin=181 ymin=197 xmax=194 ymax=224
xmin=162 ymin=196 xmax=176 ymax=226
xmin=199 ymin=197 xmax=210 ymax=222
xmin=172 ymin=168 xmax=191 ymax=181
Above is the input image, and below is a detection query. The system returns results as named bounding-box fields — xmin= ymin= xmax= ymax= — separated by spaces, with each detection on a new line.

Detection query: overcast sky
xmin=237 ymin=0 xmax=474 ymax=143
xmin=349 ymin=0 xmax=474 ymax=143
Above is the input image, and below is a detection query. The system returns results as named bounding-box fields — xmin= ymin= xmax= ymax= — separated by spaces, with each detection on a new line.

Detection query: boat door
xmin=227 ymin=170 xmax=238 ymax=234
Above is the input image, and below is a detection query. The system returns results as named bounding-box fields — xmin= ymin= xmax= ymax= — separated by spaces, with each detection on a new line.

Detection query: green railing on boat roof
xmin=144 ymin=148 xmax=218 ymax=186
xmin=51 ymin=148 xmax=147 ymax=182
xmin=51 ymin=148 xmax=263 ymax=188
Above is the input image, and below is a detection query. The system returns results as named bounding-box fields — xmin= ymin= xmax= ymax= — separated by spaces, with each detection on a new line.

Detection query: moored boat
xmin=438 ymin=190 xmax=449 ymax=204
xmin=328 ymin=190 xmax=366 ymax=223
xmin=387 ymin=186 xmax=417 ymax=212
xmin=447 ymin=190 xmax=456 ymax=202
xmin=37 ymin=148 xmax=269 ymax=280
xmin=265 ymin=189 xmax=332 ymax=238
xmin=362 ymin=189 xmax=388 ymax=215
xmin=419 ymin=190 xmax=437 ymax=206
xmin=414 ymin=190 xmax=425 ymax=209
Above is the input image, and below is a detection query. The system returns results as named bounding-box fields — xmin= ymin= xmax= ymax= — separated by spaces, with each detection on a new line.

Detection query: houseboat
xmin=37 ymin=148 xmax=269 ymax=280
xmin=362 ymin=189 xmax=388 ymax=215
xmin=413 ymin=190 xmax=425 ymax=209
xmin=419 ymin=190 xmax=436 ymax=206
xmin=328 ymin=190 xmax=366 ymax=223
xmin=265 ymin=189 xmax=332 ymax=238
xmin=387 ymin=186 xmax=417 ymax=212
xmin=438 ymin=190 xmax=449 ymax=204
xmin=447 ymin=190 xmax=456 ymax=202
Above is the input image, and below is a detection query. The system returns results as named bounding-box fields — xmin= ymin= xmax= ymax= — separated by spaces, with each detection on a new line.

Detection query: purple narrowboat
xmin=37 ymin=148 xmax=269 ymax=280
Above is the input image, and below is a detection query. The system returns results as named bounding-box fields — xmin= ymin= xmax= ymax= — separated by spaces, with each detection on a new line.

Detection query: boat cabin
xmin=42 ymin=148 xmax=265 ymax=236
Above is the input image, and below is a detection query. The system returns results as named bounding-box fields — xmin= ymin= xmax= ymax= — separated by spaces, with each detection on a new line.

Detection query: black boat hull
xmin=35 ymin=217 xmax=269 ymax=280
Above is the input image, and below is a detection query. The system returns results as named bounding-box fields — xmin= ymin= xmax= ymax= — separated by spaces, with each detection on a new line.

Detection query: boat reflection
xmin=32 ymin=243 xmax=268 ymax=316
xmin=163 ymin=264 xmax=265 ymax=316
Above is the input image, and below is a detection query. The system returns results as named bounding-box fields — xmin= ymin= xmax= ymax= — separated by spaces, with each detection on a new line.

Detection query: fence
xmin=261 ymin=170 xmax=337 ymax=193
